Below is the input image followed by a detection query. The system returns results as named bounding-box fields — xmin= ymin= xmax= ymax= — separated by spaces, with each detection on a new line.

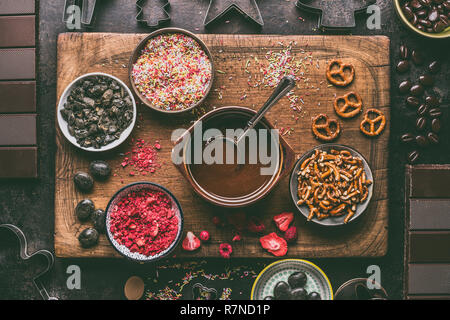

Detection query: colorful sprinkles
xmin=132 ymin=33 xmax=212 ymax=111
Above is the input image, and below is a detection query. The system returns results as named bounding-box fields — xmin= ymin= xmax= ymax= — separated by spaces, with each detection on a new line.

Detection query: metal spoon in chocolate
xmin=205 ymin=75 xmax=296 ymax=151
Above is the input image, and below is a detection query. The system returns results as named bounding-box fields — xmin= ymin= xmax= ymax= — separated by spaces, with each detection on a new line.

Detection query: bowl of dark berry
xmin=105 ymin=182 xmax=184 ymax=263
xmin=251 ymin=259 xmax=333 ymax=300
xmin=58 ymin=73 xmax=137 ymax=152
xmin=129 ymin=28 xmax=214 ymax=114
xmin=394 ymin=0 xmax=450 ymax=39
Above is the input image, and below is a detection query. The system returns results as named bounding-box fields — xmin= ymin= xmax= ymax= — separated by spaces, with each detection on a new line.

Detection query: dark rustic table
xmin=0 ymin=0 xmax=448 ymax=300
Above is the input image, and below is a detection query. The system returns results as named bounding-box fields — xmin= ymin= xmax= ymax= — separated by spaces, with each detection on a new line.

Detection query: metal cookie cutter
xmin=0 ymin=224 xmax=57 ymax=300
xmin=204 ymin=0 xmax=264 ymax=28
xmin=63 ymin=0 xmax=99 ymax=27
xmin=296 ymin=0 xmax=376 ymax=29
xmin=136 ymin=0 xmax=171 ymax=28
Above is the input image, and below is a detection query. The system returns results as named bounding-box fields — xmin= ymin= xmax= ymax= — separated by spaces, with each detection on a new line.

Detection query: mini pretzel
xmin=312 ymin=114 xmax=341 ymax=142
xmin=334 ymin=92 xmax=363 ymax=118
xmin=360 ymin=108 xmax=386 ymax=137
xmin=326 ymin=59 xmax=355 ymax=87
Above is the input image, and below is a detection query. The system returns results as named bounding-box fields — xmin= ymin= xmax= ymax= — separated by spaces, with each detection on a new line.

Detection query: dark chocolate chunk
xmin=409 ymin=199 xmax=450 ymax=230
xmin=409 ymin=165 xmax=450 ymax=198
xmin=409 ymin=232 xmax=450 ymax=262
xmin=0 ymin=81 xmax=36 ymax=113
xmin=0 ymin=114 xmax=37 ymax=145
xmin=0 ymin=0 xmax=35 ymax=14
xmin=407 ymin=264 xmax=450 ymax=295
xmin=0 ymin=48 xmax=35 ymax=80
xmin=0 ymin=147 xmax=37 ymax=178
xmin=0 ymin=16 xmax=35 ymax=48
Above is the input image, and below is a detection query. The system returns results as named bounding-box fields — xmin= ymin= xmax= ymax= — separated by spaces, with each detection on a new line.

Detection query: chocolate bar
xmin=408 ymin=165 xmax=450 ymax=198
xmin=0 ymin=81 xmax=36 ymax=113
xmin=0 ymin=0 xmax=35 ymax=15
xmin=404 ymin=165 xmax=450 ymax=299
xmin=0 ymin=16 xmax=35 ymax=48
xmin=409 ymin=232 xmax=450 ymax=263
xmin=409 ymin=199 xmax=450 ymax=230
xmin=0 ymin=114 xmax=37 ymax=145
xmin=407 ymin=264 xmax=450 ymax=295
xmin=0 ymin=147 xmax=37 ymax=178
xmin=0 ymin=48 xmax=35 ymax=80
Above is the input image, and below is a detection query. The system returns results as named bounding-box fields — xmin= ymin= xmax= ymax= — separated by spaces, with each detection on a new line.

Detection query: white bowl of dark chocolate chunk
xmin=57 ymin=72 xmax=137 ymax=152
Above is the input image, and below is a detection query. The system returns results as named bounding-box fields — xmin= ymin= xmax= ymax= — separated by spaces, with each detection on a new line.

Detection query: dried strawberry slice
xmin=260 ymin=232 xmax=288 ymax=257
xmin=247 ymin=216 xmax=266 ymax=233
xmin=182 ymin=231 xmax=201 ymax=251
xmin=273 ymin=212 xmax=294 ymax=232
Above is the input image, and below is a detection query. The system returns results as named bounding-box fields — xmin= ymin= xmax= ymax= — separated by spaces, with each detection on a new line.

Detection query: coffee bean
xmin=412 ymin=50 xmax=424 ymax=65
xmin=397 ymin=60 xmax=410 ymax=73
xmin=408 ymin=150 xmax=420 ymax=164
xmin=444 ymin=0 xmax=450 ymax=10
xmin=429 ymin=107 xmax=442 ymax=118
xmin=400 ymin=45 xmax=409 ymax=59
xmin=399 ymin=80 xmax=412 ymax=93
xmin=417 ymin=8 xmax=429 ymax=17
xmin=419 ymin=0 xmax=432 ymax=5
xmin=431 ymin=118 xmax=441 ymax=133
xmin=416 ymin=117 xmax=427 ymax=131
xmin=419 ymin=74 xmax=434 ymax=86
xmin=417 ymin=24 xmax=426 ymax=30
xmin=433 ymin=0 xmax=444 ymax=4
xmin=416 ymin=135 xmax=430 ymax=147
xmin=428 ymin=61 xmax=440 ymax=73
xmin=411 ymin=13 xmax=419 ymax=25
xmin=417 ymin=104 xmax=429 ymax=116
xmin=410 ymin=84 xmax=425 ymax=96
xmin=419 ymin=18 xmax=433 ymax=27
xmin=403 ymin=6 xmax=415 ymax=20
xmin=401 ymin=132 xmax=416 ymax=143
xmin=433 ymin=20 xmax=446 ymax=32
xmin=411 ymin=0 xmax=424 ymax=9
xmin=406 ymin=96 xmax=421 ymax=108
xmin=425 ymin=95 xmax=440 ymax=107
xmin=427 ymin=132 xmax=440 ymax=144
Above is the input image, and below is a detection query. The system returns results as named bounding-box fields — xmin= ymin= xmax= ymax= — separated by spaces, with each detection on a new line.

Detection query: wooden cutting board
xmin=55 ymin=33 xmax=390 ymax=258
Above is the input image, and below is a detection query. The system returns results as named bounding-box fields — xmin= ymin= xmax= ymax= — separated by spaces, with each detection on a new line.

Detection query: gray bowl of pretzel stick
xmin=289 ymin=144 xmax=373 ymax=226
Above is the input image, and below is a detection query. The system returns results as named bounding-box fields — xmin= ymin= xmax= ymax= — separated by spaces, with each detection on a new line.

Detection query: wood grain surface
xmin=55 ymin=33 xmax=390 ymax=258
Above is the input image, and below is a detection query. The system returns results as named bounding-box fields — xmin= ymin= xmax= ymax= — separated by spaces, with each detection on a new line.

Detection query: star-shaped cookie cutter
xmin=296 ymin=0 xmax=376 ymax=29
xmin=204 ymin=0 xmax=264 ymax=28
xmin=136 ymin=0 xmax=171 ymax=28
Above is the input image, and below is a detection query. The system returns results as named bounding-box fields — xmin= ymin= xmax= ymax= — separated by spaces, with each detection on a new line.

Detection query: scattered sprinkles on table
xmin=132 ymin=33 xmax=212 ymax=111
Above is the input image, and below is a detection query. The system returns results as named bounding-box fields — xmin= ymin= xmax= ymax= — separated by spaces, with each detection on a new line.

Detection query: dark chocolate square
xmin=0 ymin=114 xmax=37 ymax=145
xmin=0 ymin=16 xmax=35 ymax=47
xmin=0 ymin=48 xmax=35 ymax=80
xmin=0 ymin=81 xmax=36 ymax=113
xmin=407 ymin=264 xmax=450 ymax=295
xmin=0 ymin=147 xmax=37 ymax=178
xmin=409 ymin=199 xmax=450 ymax=230
xmin=0 ymin=0 xmax=35 ymax=15
xmin=409 ymin=232 xmax=450 ymax=263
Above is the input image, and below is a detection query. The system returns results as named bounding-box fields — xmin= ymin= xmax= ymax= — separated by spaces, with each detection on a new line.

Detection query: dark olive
xmin=78 ymin=228 xmax=99 ymax=248
xmin=89 ymin=160 xmax=111 ymax=181
xmin=75 ymin=199 xmax=95 ymax=222
xmin=273 ymin=281 xmax=292 ymax=300
xmin=291 ymin=288 xmax=308 ymax=300
xmin=288 ymin=271 xmax=307 ymax=289
xmin=92 ymin=209 xmax=106 ymax=233
xmin=74 ymin=172 xmax=94 ymax=192
xmin=308 ymin=292 xmax=322 ymax=300
xmin=264 ymin=296 xmax=275 ymax=300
